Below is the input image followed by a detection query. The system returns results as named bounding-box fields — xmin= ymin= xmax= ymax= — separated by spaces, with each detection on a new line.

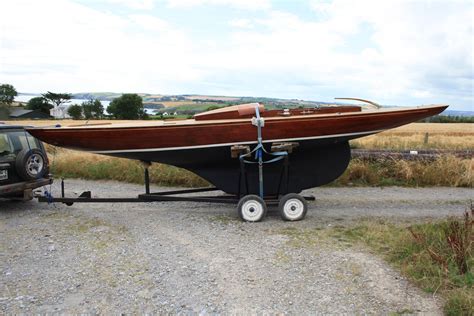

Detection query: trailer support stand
xmin=144 ymin=166 xmax=150 ymax=194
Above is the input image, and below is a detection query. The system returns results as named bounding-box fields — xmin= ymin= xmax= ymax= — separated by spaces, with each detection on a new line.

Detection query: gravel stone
xmin=1 ymin=179 xmax=471 ymax=314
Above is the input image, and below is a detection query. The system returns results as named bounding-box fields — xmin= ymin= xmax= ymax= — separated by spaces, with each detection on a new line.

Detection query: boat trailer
xmin=37 ymin=106 xmax=315 ymax=222
xmin=37 ymin=150 xmax=315 ymax=222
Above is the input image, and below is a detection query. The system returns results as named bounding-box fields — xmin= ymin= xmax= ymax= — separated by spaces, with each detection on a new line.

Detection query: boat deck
xmin=32 ymin=104 xmax=446 ymax=130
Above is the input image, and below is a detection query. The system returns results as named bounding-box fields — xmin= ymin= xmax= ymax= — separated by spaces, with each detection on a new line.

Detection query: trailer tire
xmin=237 ymin=195 xmax=267 ymax=222
xmin=15 ymin=149 xmax=48 ymax=181
xmin=279 ymin=193 xmax=307 ymax=221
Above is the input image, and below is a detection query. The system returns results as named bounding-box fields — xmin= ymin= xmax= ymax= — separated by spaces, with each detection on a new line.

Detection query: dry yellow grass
xmin=352 ymin=123 xmax=474 ymax=150
xmin=335 ymin=156 xmax=473 ymax=187
xmin=48 ymin=147 xmax=207 ymax=187
xmin=387 ymin=122 xmax=473 ymax=133
xmin=160 ymin=101 xmax=196 ymax=107
xmin=184 ymin=95 xmax=240 ymax=101
xmin=46 ymin=145 xmax=472 ymax=188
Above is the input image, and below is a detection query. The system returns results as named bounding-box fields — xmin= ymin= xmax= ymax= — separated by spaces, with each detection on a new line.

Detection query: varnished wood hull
xmin=26 ymin=104 xmax=447 ymax=195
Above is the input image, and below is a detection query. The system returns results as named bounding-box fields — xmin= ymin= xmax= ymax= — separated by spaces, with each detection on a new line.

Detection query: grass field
xmin=184 ymin=95 xmax=240 ymax=101
xmin=353 ymin=123 xmax=473 ymax=150
xmin=336 ymin=156 xmax=472 ymax=187
xmin=159 ymin=101 xmax=197 ymax=107
xmin=47 ymin=147 xmax=208 ymax=187
xmin=45 ymin=147 xmax=472 ymax=188
xmin=280 ymin=210 xmax=473 ymax=315
xmin=46 ymin=151 xmax=471 ymax=189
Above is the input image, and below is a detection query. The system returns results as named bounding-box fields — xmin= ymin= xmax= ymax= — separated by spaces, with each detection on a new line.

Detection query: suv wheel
xmin=15 ymin=149 xmax=48 ymax=180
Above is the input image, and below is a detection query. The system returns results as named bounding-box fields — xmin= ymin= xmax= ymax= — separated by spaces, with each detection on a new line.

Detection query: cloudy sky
xmin=1 ymin=0 xmax=473 ymax=110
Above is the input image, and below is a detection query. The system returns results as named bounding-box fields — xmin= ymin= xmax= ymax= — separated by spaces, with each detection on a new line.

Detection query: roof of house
xmin=9 ymin=108 xmax=50 ymax=118
xmin=9 ymin=109 xmax=33 ymax=117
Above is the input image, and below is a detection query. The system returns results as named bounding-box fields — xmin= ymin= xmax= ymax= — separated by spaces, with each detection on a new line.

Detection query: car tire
xmin=15 ymin=149 xmax=48 ymax=181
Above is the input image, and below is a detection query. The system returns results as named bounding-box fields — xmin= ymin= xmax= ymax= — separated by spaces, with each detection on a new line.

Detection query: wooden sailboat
xmin=26 ymin=102 xmax=448 ymax=195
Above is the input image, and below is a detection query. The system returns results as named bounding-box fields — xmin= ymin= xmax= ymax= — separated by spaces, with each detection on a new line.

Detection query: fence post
xmin=424 ymin=132 xmax=429 ymax=144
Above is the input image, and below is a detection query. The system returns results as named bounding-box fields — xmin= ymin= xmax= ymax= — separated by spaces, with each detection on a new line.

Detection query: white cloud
xmin=304 ymin=0 xmax=473 ymax=104
xmin=129 ymin=14 xmax=169 ymax=31
xmin=104 ymin=0 xmax=155 ymax=10
xmin=412 ymin=90 xmax=434 ymax=98
xmin=208 ymin=1 xmax=472 ymax=106
xmin=0 ymin=0 xmax=201 ymax=93
xmin=165 ymin=0 xmax=271 ymax=10
xmin=0 ymin=0 xmax=472 ymax=110
xmin=228 ymin=18 xmax=254 ymax=29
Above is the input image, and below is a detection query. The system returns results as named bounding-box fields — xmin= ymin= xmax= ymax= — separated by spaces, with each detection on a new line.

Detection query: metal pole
xmin=258 ymin=150 xmax=263 ymax=199
xmin=140 ymin=161 xmax=152 ymax=195
xmin=144 ymin=167 xmax=150 ymax=194
xmin=61 ymin=178 xmax=65 ymax=198
xmin=255 ymin=106 xmax=264 ymax=199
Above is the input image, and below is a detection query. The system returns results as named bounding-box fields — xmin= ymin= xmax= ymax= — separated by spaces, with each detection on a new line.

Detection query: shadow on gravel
xmin=1 ymin=200 xmax=36 ymax=212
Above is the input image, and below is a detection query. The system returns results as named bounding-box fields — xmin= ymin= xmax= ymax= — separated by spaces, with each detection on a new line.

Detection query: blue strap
xmin=240 ymin=152 xmax=287 ymax=164
xmin=43 ymin=190 xmax=53 ymax=204
xmin=240 ymin=142 xmax=288 ymax=164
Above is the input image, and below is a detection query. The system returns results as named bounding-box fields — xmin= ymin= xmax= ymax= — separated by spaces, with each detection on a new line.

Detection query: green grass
xmin=337 ymin=217 xmax=473 ymax=315
xmin=209 ymin=214 xmax=234 ymax=225
xmin=154 ymin=103 xmax=226 ymax=114
xmin=277 ymin=211 xmax=473 ymax=315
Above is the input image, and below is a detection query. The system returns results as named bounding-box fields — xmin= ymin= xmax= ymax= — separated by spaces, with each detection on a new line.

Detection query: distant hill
xmin=70 ymin=92 xmax=342 ymax=109
xmin=72 ymin=92 xmax=123 ymax=101
xmin=21 ymin=92 xmax=473 ymax=117
xmin=443 ymin=110 xmax=474 ymax=117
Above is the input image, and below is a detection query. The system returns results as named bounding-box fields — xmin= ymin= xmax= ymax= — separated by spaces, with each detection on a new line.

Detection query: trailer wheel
xmin=237 ymin=195 xmax=267 ymax=222
xmin=15 ymin=149 xmax=48 ymax=181
xmin=279 ymin=193 xmax=307 ymax=221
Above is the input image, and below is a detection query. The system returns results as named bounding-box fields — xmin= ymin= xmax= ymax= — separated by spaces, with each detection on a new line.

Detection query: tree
xmin=42 ymin=91 xmax=71 ymax=108
xmin=26 ymin=97 xmax=53 ymax=115
xmin=107 ymin=94 xmax=145 ymax=119
xmin=205 ymin=105 xmax=220 ymax=111
xmin=0 ymin=84 xmax=18 ymax=105
xmin=82 ymin=99 xmax=104 ymax=119
xmin=67 ymin=104 xmax=83 ymax=120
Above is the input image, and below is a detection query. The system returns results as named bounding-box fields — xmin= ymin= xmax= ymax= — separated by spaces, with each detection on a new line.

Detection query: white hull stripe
xmin=89 ymin=129 xmax=385 ymax=154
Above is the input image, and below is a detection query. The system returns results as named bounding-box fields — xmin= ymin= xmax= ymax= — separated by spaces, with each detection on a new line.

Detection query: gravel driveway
xmin=1 ymin=179 xmax=472 ymax=314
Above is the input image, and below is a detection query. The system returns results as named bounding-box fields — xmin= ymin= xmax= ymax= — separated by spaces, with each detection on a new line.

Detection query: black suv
xmin=0 ymin=124 xmax=52 ymax=200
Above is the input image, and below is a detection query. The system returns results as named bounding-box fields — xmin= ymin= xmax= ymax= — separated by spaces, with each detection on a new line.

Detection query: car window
xmin=2 ymin=130 xmax=40 ymax=154
xmin=0 ymin=132 xmax=14 ymax=155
